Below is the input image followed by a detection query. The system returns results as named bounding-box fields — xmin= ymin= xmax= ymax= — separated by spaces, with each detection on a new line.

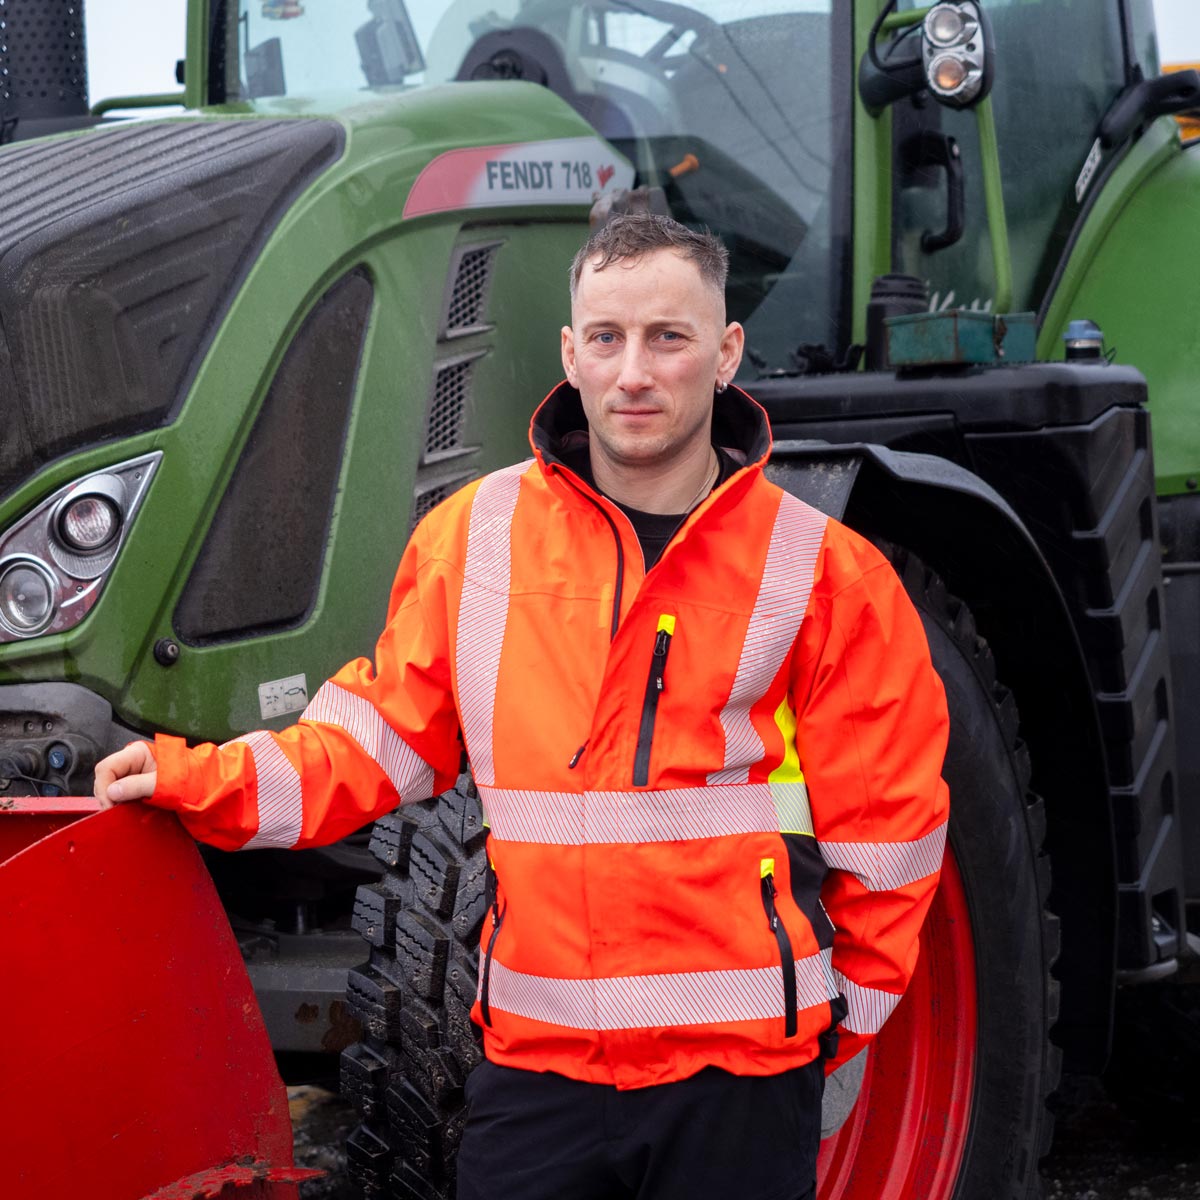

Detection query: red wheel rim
xmin=817 ymin=848 xmax=976 ymax=1200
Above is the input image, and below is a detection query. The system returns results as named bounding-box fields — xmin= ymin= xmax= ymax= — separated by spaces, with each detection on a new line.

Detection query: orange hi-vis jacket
xmin=150 ymin=383 xmax=950 ymax=1090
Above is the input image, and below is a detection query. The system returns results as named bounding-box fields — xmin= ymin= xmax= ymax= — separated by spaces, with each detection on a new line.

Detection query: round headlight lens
xmin=0 ymin=561 xmax=55 ymax=634
xmin=59 ymin=494 xmax=121 ymax=551
xmin=926 ymin=6 xmax=966 ymax=46
xmin=930 ymin=52 xmax=969 ymax=93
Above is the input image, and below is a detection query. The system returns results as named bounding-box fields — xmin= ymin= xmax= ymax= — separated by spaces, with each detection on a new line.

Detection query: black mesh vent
xmin=0 ymin=0 xmax=88 ymax=118
xmin=444 ymin=244 xmax=497 ymax=335
xmin=0 ymin=117 xmax=343 ymax=502
xmin=411 ymin=477 xmax=472 ymax=533
xmin=425 ymin=357 xmax=479 ymax=457
xmin=174 ymin=270 xmax=373 ymax=645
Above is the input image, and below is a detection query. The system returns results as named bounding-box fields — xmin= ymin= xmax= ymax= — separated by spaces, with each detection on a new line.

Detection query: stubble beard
xmin=592 ymin=399 xmax=713 ymax=475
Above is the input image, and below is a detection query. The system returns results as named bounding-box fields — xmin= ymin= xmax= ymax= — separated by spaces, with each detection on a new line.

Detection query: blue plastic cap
xmin=1063 ymin=319 xmax=1103 ymax=344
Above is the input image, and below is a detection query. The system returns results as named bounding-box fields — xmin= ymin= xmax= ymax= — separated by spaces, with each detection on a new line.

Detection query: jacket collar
xmin=529 ymin=381 xmax=773 ymax=475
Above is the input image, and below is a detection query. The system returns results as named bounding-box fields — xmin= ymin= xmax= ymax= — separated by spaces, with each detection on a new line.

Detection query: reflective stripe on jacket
xmin=151 ymin=382 xmax=950 ymax=1089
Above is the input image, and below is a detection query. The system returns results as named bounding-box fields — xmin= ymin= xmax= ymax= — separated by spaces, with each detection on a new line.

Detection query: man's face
xmin=561 ymin=248 xmax=744 ymax=474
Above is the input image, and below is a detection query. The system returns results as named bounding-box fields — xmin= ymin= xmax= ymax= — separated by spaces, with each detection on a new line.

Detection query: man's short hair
xmin=568 ymin=213 xmax=729 ymax=300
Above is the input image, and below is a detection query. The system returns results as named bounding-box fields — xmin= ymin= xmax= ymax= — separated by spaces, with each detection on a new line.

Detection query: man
xmin=96 ymin=213 xmax=949 ymax=1200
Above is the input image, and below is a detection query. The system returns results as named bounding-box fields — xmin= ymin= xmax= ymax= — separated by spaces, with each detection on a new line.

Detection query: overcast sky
xmin=1155 ymin=0 xmax=1200 ymax=63
xmin=86 ymin=1 xmax=1200 ymax=110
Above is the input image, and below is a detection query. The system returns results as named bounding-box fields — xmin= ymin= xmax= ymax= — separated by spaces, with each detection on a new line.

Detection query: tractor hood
xmin=0 ymin=117 xmax=343 ymax=502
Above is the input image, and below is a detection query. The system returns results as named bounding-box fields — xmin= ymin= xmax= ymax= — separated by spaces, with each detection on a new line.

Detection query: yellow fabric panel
xmin=769 ymin=695 xmax=804 ymax=784
xmin=770 ymin=696 xmax=814 ymax=836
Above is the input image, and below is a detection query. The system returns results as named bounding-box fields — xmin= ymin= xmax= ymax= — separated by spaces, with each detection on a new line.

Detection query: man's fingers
xmin=93 ymin=741 xmax=158 ymax=808
xmin=106 ymin=771 xmax=157 ymax=804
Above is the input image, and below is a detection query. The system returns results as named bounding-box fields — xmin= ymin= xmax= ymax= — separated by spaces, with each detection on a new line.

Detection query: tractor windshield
xmin=225 ymin=0 xmax=853 ymax=376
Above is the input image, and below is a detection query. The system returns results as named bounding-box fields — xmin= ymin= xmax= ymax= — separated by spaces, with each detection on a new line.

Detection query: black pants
xmin=456 ymin=1060 xmax=824 ymax=1200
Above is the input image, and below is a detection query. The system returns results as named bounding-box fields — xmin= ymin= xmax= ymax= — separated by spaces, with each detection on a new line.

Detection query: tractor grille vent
xmin=409 ymin=238 xmax=499 ymax=533
xmin=0 ymin=0 xmax=88 ymax=117
xmin=442 ymin=242 xmax=500 ymax=338
xmin=426 ymin=355 xmax=481 ymax=458
xmin=411 ymin=476 xmax=472 ymax=532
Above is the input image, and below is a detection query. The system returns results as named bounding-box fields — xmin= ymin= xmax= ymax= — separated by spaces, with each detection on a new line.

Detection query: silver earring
xmin=716 ymin=380 xmax=728 ymax=394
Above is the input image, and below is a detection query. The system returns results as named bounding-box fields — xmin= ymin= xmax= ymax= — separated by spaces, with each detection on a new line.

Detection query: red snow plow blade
xmin=0 ymin=798 xmax=320 ymax=1199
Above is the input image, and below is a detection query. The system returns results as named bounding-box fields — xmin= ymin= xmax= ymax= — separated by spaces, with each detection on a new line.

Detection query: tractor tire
xmin=341 ymin=782 xmax=486 ymax=1199
xmin=815 ymin=544 xmax=1061 ymax=1199
xmin=340 ymin=546 xmax=1061 ymax=1200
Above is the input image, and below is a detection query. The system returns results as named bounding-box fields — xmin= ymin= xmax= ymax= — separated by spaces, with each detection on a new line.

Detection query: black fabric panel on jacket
xmin=783 ymin=832 xmax=834 ymax=951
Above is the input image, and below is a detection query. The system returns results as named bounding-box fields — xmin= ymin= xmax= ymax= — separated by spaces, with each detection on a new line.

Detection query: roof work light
xmin=922 ymin=3 xmax=991 ymax=107
xmin=858 ymin=0 xmax=993 ymax=113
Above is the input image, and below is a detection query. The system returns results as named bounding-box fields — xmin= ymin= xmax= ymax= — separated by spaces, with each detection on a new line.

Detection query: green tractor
xmin=3 ymin=1 xmax=1199 ymax=1197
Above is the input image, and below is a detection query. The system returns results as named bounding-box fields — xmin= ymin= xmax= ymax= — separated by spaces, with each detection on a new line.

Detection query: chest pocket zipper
xmin=633 ymin=614 xmax=675 ymax=786
xmin=760 ymin=858 xmax=798 ymax=1038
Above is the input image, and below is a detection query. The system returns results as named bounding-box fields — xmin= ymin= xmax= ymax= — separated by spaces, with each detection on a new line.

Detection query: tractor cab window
xmin=891 ymin=0 xmax=1129 ymax=315
xmin=227 ymin=1 xmax=853 ymax=378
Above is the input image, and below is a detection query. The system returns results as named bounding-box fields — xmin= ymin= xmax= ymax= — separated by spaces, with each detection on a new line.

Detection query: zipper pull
xmin=653 ymin=615 xmax=675 ymax=690
xmin=760 ymin=858 xmax=779 ymax=930
xmin=568 ymin=741 xmax=589 ymax=769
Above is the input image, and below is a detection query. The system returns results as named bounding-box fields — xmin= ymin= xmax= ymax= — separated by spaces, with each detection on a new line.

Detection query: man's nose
xmin=616 ymin=339 xmax=654 ymax=392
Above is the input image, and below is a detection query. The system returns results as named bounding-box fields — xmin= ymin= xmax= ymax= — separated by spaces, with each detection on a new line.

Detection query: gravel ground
xmin=1042 ymin=1075 xmax=1200 ymax=1200
xmin=290 ymin=1085 xmax=358 ymax=1200
xmin=289 ymin=1073 xmax=1200 ymax=1199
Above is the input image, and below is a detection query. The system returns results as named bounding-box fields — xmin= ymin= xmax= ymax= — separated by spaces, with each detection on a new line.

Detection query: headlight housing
xmin=858 ymin=0 xmax=992 ymax=114
xmin=0 ymin=559 xmax=57 ymax=636
xmin=0 ymin=453 xmax=160 ymax=643
xmin=922 ymin=2 xmax=991 ymax=108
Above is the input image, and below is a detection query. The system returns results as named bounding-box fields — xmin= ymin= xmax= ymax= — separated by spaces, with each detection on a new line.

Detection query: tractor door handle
xmin=915 ymin=132 xmax=964 ymax=254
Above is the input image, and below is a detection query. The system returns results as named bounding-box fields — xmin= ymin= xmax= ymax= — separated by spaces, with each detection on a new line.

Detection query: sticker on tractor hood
xmin=259 ymin=673 xmax=309 ymax=721
xmin=403 ymin=137 xmax=634 ymax=220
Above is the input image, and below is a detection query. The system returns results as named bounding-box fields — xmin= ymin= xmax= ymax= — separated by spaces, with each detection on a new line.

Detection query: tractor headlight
xmin=57 ymin=491 xmax=122 ymax=552
xmin=922 ymin=2 xmax=990 ymax=108
xmin=0 ymin=453 xmax=160 ymax=643
xmin=929 ymin=53 xmax=969 ymax=93
xmin=0 ymin=559 xmax=56 ymax=635
xmin=925 ymin=6 xmax=971 ymax=48
xmin=859 ymin=0 xmax=992 ymax=114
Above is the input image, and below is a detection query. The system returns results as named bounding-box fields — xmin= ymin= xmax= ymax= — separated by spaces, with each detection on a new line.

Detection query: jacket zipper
xmin=632 ymin=615 xmax=675 ymax=786
xmin=479 ymin=898 xmax=506 ymax=1027
xmin=559 ymin=473 xmax=625 ymax=640
xmin=760 ymin=859 xmax=798 ymax=1038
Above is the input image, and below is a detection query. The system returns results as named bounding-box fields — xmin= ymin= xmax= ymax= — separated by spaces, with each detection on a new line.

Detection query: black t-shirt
xmin=565 ymin=446 xmax=740 ymax=569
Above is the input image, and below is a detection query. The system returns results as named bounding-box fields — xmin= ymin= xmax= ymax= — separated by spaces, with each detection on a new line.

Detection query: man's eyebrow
xmin=579 ymin=316 xmax=701 ymax=334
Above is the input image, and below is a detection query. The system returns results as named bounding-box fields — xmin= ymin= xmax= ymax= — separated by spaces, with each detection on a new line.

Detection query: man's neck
xmin=589 ymin=442 xmax=717 ymax=515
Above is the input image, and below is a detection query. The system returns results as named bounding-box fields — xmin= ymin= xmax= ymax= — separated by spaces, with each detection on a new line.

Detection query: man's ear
xmin=561 ymin=326 xmax=578 ymax=386
xmin=718 ymin=321 xmax=745 ymax=385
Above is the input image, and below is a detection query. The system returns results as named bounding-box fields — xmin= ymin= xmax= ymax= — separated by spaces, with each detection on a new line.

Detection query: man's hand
xmin=93 ymin=741 xmax=158 ymax=809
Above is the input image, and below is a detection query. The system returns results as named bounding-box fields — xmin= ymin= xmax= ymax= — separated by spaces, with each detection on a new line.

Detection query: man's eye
xmin=596 ymin=332 xmax=617 ymax=344
xmin=659 ymin=331 xmax=681 ymax=342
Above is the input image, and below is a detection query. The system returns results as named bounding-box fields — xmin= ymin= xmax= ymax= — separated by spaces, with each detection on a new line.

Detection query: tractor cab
xmin=216 ymin=0 xmax=1161 ymax=374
